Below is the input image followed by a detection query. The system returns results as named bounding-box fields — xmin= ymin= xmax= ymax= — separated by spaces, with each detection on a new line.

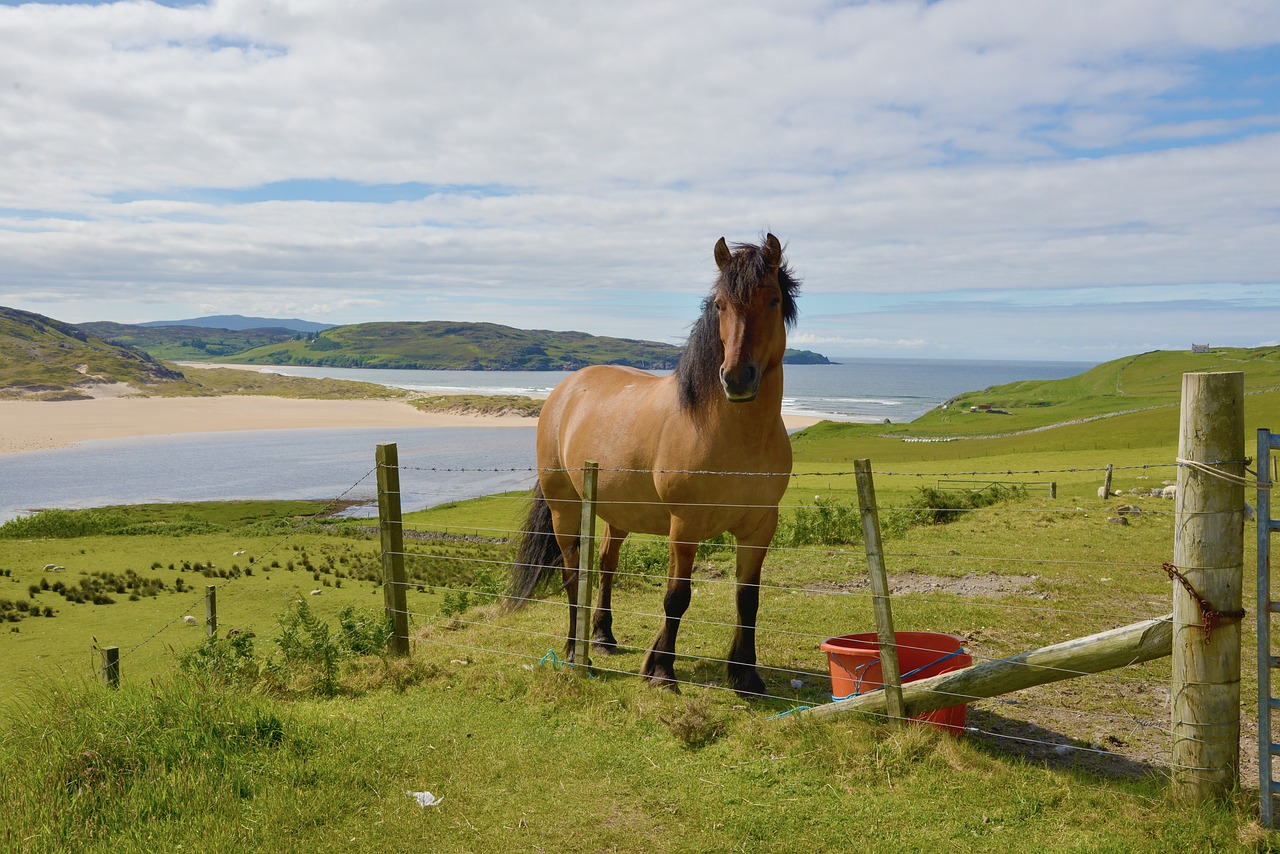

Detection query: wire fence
xmin=370 ymin=457 xmax=1210 ymax=780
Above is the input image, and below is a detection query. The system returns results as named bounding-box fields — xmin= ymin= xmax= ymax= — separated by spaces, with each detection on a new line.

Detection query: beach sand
xmin=0 ymin=394 xmax=822 ymax=457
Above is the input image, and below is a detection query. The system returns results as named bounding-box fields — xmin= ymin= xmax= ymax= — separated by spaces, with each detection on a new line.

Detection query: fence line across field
xmin=390 ymin=547 xmax=1169 ymax=629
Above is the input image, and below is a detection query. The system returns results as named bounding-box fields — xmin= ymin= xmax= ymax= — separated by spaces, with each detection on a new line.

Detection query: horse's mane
xmin=676 ymin=237 xmax=800 ymax=411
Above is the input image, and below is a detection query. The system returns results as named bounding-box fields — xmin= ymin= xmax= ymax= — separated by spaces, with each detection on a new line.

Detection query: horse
xmin=509 ymin=233 xmax=799 ymax=696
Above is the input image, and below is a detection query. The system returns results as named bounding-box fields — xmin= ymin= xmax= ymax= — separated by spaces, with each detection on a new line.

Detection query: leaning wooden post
xmin=573 ymin=461 xmax=599 ymax=673
xmin=100 ymin=645 xmax=120 ymax=689
xmin=1101 ymin=464 xmax=1114 ymax=499
xmin=806 ymin=614 xmax=1173 ymax=721
xmin=205 ymin=585 xmax=217 ymax=638
xmin=377 ymin=442 xmax=410 ymax=656
xmin=1171 ymin=372 xmax=1245 ymax=803
xmin=855 ymin=458 xmax=906 ymax=726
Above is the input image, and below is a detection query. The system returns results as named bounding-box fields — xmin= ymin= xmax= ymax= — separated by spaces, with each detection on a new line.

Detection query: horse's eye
xmin=770 ymin=297 xmax=781 ymax=310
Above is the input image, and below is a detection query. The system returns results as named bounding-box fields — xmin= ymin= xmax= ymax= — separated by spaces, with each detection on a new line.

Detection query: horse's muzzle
xmin=720 ymin=364 xmax=760 ymax=403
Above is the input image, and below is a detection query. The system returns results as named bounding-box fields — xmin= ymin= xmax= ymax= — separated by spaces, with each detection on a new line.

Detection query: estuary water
xmin=0 ymin=357 xmax=1092 ymax=522
xmin=213 ymin=357 xmax=1092 ymax=424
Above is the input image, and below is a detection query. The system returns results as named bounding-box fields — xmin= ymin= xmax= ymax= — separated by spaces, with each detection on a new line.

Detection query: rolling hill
xmin=0 ymin=307 xmax=189 ymax=399
xmin=77 ymin=321 xmax=302 ymax=362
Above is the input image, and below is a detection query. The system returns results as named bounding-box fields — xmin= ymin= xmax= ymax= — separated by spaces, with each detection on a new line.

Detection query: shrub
xmin=775 ymin=496 xmax=862 ymax=547
xmin=180 ymin=631 xmax=260 ymax=687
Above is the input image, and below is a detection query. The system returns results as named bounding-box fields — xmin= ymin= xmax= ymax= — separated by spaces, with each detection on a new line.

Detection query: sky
xmin=1 ymin=0 xmax=1279 ymax=362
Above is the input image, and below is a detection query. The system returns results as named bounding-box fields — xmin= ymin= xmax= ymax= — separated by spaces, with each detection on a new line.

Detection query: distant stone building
xmin=1191 ymin=343 xmax=1211 ymax=354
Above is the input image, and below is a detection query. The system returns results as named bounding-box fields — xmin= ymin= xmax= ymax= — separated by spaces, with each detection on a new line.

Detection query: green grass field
xmin=2 ymin=354 xmax=1279 ymax=851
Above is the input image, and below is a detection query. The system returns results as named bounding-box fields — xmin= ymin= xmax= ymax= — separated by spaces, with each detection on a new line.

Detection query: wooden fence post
xmin=855 ymin=459 xmax=905 ymax=726
xmin=377 ymin=442 xmax=410 ymax=656
xmin=205 ymin=585 xmax=217 ymax=638
xmin=573 ymin=461 xmax=599 ymax=673
xmin=1172 ymin=371 xmax=1245 ymax=803
xmin=101 ymin=645 xmax=120 ymax=689
xmin=1101 ymin=464 xmax=1114 ymax=499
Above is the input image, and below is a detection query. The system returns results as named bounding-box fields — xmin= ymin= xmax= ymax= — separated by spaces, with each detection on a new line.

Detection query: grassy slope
xmin=804 ymin=345 xmax=1280 ymax=441
xmin=225 ymin=321 xmax=683 ymax=370
xmin=0 ymin=306 xmax=190 ymax=398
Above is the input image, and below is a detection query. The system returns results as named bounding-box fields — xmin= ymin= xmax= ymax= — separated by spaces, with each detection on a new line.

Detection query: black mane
xmin=675 ymin=237 xmax=800 ymax=411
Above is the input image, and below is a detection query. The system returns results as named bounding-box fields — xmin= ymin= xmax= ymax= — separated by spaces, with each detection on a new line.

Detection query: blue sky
xmin=1 ymin=0 xmax=1278 ymax=361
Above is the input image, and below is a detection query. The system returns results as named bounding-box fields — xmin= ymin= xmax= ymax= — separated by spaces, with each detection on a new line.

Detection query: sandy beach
xmin=0 ymin=395 xmax=821 ymax=457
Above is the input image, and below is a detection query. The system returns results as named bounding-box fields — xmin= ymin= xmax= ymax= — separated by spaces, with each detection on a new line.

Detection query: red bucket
xmin=819 ymin=631 xmax=971 ymax=733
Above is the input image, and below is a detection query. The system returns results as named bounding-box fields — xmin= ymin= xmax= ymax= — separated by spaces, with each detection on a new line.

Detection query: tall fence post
xmin=101 ymin=645 xmax=120 ymax=689
xmin=1171 ymin=371 xmax=1245 ymax=803
xmin=377 ymin=442 xmax=410 ymax=656
xmin=1258 ymin=428 xmax=1280 ymax=826
xmin=205 ymin=585 xmax=217 ymax=638
xmin=855 ymin=458 xmax=905 ymax=726
xmin=573 ymin=461 xmax=599 ymax=673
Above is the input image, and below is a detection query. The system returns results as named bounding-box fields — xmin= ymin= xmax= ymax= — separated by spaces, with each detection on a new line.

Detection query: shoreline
xmin=0 ymin=395 xmax=822 ymax=457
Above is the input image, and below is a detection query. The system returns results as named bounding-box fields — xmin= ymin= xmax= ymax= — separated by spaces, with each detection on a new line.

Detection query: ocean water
xmin=212 ymin=357 xmax=1093 ymax=424
xmin=0 ymin=357 xmax=1093 ymax=522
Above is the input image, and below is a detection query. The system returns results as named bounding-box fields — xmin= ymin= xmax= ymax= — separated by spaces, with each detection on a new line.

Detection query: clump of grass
xmin=660 ymin=693 xmax=728 ymax=749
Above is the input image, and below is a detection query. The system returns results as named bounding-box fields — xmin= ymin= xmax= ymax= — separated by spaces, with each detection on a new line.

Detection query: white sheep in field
xmin=1161 ymin=485 xmax=1177 ymax=499
xmin=183 ymin=615 xmax=198 ymax=626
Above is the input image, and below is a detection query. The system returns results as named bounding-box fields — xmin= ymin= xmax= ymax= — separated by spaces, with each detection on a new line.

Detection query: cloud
xmin=1 ymin=0 xmax=1278 ymax=360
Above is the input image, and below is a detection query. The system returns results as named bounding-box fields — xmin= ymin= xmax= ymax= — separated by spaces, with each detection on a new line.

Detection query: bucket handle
xmin=830 ymin=647 xmax=967 ymax=702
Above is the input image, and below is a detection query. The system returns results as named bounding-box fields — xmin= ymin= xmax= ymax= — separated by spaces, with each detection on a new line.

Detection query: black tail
xmin=507 ymin=484 xmax=563 ymax=610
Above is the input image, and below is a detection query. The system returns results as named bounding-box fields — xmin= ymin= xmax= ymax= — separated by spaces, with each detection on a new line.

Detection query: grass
xmin=4 ymin=355 xmax=1280 ymax=849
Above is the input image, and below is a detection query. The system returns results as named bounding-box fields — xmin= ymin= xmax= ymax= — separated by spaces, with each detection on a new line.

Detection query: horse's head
xmin=711 ymin=233 xmax=797 ymax=403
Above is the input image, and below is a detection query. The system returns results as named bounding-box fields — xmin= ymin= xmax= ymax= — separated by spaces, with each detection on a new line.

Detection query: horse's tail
xmin=507 ymin=483 xmax=563 ymax=611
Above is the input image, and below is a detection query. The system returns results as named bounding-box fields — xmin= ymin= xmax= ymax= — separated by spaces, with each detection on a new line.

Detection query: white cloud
xmin=1 ymin=0 xmax=1278 ymax=360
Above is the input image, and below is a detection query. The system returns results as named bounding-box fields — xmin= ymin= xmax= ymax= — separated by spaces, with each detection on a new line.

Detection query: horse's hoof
xmin=644 ymin=673 xmax=681 ymax=693
xmin=727 ymin=671 xmax=766 ymax=699
xmin=592 ymin=639 xmax=622 ymax=655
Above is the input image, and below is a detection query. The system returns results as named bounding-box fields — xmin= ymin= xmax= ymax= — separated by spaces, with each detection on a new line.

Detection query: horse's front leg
xmin=640 ymin=527 xmax=696 ymax=691
xmin=726 ymin=510 xmax=778 ymax=697
xmin=592 ymin=526 xmax=626 ymax=654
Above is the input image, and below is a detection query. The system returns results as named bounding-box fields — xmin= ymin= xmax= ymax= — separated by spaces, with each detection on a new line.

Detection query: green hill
xmin=77 ymin=321 xmax=300 ymax=361
xmin=792 ymin=345 xmax=1280 ymax=445
xmin=0 ymin=306 xmax=189 ymax=399
xmin=222 ymin=321 xmax=683 ymax=371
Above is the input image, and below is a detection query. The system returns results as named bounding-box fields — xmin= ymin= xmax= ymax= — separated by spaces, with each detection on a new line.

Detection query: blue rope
xmin=766 ymin=705 xmax=813 ymax=720
xmin=537 ymin=648 xmax=596 ymax=678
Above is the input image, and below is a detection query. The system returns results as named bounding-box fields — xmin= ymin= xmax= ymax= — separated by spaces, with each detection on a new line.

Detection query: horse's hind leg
xmin=543 ymin=490 xmax=584 ymax=664
xmin=640 ymin=529 xmax=695 ymax=691
xmin=592 ymin=525 xmax=626 ymax=654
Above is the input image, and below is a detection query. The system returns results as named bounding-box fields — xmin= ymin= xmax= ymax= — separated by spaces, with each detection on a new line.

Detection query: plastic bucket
xmin=819 ymin=631 xmax=971 ymax=733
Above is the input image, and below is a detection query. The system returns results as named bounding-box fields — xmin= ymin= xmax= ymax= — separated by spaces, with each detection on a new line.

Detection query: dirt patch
xmin=806 ymin=572 xmax=1044 ymax=598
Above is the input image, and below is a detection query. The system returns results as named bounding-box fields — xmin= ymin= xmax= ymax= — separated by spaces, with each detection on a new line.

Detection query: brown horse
xmin=510 ymin=234 xmax=799 ymax=695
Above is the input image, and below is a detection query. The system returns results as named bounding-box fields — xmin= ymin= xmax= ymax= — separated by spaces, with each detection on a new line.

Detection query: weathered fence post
xmin=377 ymin=442 xmax=410 ymax=656
xmin=1172 ymin=372 xmax=1245 ymax=803
xmin=573 ymin=461 xmax=599 ymax=673
xmin=205 ymin=585 xmax=217 ymax=638
xmin=101 ymin=645 xmax=120 ymax=689
xmin=1101 ymin=464 xmax=1114 ymax=499
xmin=855 ymin=458 xmax=905 ymax=726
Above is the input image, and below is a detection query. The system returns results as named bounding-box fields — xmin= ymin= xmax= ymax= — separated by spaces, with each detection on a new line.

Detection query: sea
xmin=0 ymin=357 xmax=1091 ymax=522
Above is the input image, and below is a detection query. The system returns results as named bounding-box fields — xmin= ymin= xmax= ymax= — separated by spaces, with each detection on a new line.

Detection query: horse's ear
xmin=764 ymin=233 xmax=782 ymax=268
xmin=714 ymin=237 xmax=731 ymax=271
